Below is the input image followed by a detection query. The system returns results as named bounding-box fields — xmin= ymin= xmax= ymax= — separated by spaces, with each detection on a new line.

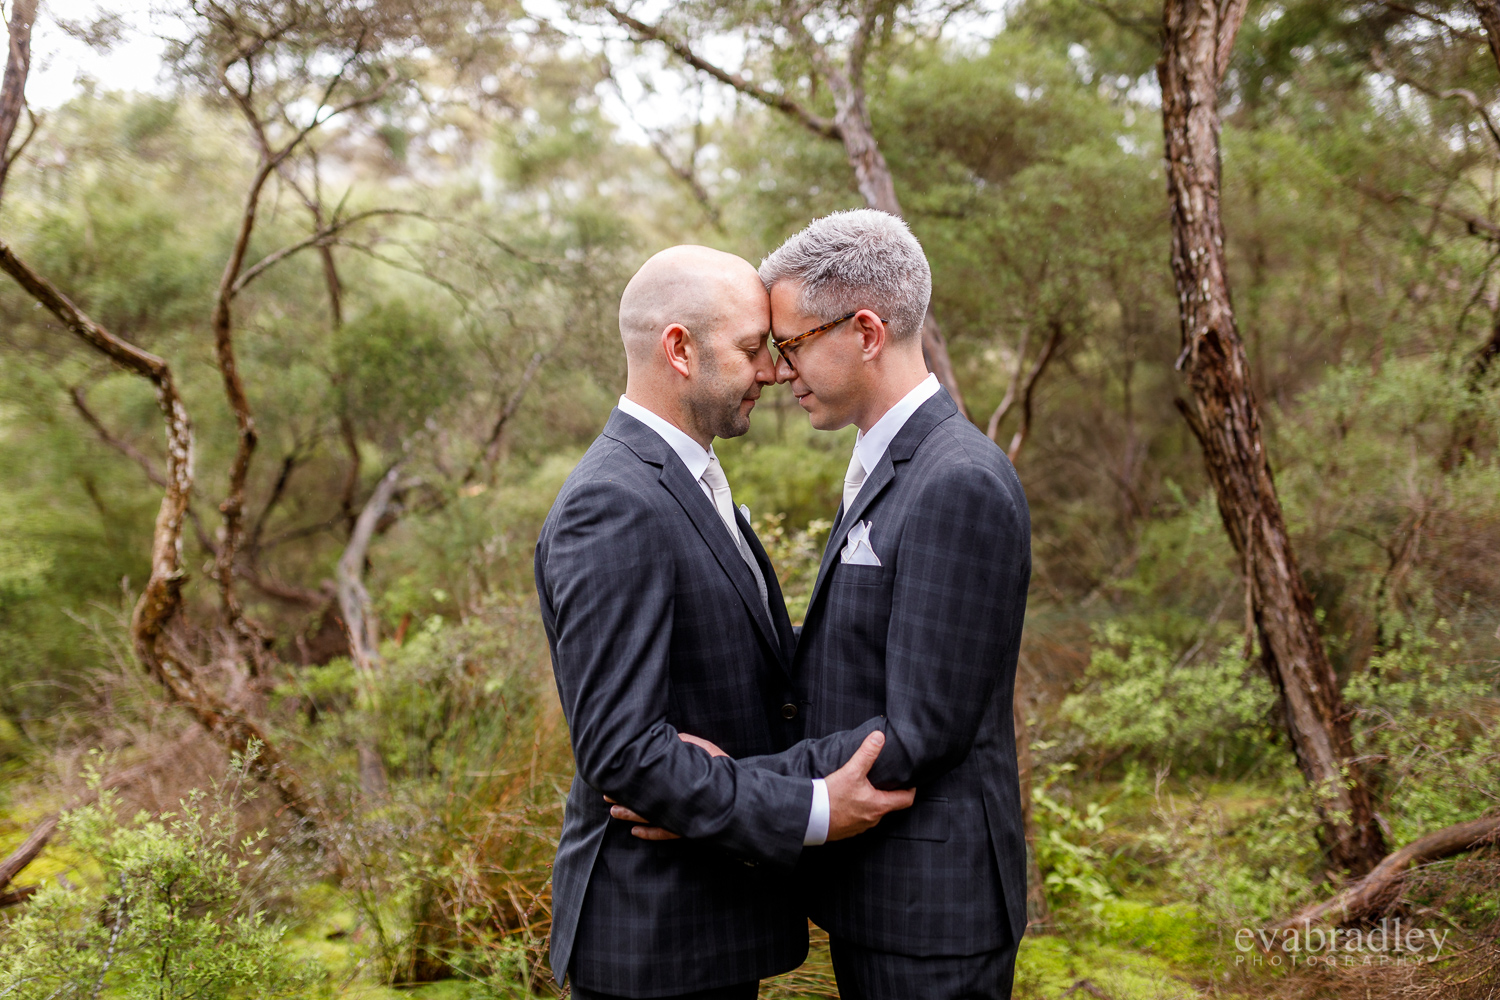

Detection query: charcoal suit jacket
xmin=534 ymin=408 xmax=812 ymax=996
xmin=750 ymin=387 xmax=1032 ymax=955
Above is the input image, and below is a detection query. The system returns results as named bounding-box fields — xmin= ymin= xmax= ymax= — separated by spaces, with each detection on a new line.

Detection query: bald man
xmin=535 ymin=246 xmax=912 ymax=1000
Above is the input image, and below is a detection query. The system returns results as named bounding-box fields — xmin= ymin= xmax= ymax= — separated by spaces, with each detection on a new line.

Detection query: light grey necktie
xmin=701 ymin=454 xmax=771 ymax=619
xmin=842 ymin=449 xmax=867 ymax=519
xmin=701 ymin=453 xmax=741 ymax=543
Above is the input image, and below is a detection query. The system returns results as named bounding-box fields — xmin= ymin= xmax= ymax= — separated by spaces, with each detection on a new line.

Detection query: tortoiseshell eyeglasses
xmin=771 ymin=311 xmax=889 ymax=370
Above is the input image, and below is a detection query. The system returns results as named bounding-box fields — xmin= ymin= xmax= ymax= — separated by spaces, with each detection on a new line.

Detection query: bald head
xmin=617 ymin=245 xmax=776 ymax=447
xmin=619 ymin=245 xmax=765 ymax=367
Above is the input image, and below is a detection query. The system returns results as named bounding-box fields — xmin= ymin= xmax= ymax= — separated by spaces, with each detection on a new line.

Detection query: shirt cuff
xmin=803 ymin=778 xmax=830 ymax=846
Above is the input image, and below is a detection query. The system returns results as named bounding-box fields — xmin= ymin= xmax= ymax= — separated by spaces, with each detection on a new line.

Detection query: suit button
xmin=780 ymin=703 xmax=798 ymax=720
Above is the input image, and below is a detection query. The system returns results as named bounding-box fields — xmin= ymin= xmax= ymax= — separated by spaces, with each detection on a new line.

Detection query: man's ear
xmin=662 ymin=323 xmax=692 ymax=378
xmin=853 ymin=309 xmax=887 ymax=361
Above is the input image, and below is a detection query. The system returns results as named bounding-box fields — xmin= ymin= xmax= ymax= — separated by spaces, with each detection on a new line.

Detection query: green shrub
xmin=0 ymin=745 xmax=316 ymax=1000
xmin=1062 ymin=621 xmax=1276 ymax=773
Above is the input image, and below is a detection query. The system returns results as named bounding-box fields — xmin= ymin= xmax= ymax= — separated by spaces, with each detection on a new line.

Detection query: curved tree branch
xmin=1280 ymin=814 xmax=1500 ymax=928
xmin=602 ymin=3 xmax=841 ymax=140
xmin=0 ymin=241 xmax=317 ymax=819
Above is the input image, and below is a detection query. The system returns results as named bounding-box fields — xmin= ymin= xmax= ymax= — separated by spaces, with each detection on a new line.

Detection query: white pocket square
xmin=840 ymin=520 xmax=882 ymax=566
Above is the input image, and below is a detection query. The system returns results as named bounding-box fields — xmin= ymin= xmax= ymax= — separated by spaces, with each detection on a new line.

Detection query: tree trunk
xmin=826 ymin=91 xmax=970 ymax=419
xmin=337 ymin=463 xmax=406 ymax=676
xmin=1158 ymin=0 xmax=1386 ymax=876
xmin=0 ymin=0 xmax=35 ymax=199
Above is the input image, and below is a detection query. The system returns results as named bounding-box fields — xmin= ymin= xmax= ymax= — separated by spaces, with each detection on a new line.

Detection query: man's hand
xmin=678 ymin=732 xmax=728 ymax=757
xmin=604 ymin=732 xmax=728 ymax=839
xmin=825 ymin=730 xmax=914 ymax=841
xmin=605 ymin=795 xmax=682 ymax=840
xmin=607 ymin=730 xmax=914 ymax=844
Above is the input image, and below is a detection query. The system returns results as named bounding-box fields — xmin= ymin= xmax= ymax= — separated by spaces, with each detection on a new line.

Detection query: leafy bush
xmin=1032 ymin=781 xmax=1119 ymax=918
xmin=0 ymin=746 xmax=315 ymax=1000
xmin=291 ymin=602 xmax=570 ymax=990
xmin=1346 ymin=620 xmax=1500 ymax=843
xmin=1062 ymin=621 xmax=1276 ymax=773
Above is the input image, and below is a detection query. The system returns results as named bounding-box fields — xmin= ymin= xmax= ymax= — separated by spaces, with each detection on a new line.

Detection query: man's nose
xmin=774 ymin=356 xmax=796 ymax=384
xmin=755 ymin=348 xmax=777 ymax=385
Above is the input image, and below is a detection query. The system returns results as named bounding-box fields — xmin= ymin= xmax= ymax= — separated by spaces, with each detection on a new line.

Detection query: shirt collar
xmin=853 ymin=373 xmax=940 ymax=473
xmin=617 ymin=394 xmax=714 ymax=481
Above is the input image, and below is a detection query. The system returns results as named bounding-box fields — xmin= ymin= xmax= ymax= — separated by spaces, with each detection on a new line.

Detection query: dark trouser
xmin=570 ymin=981 xmax=758 ymax=1000
xmin=829 ymin=936 xmax=1020 ymax=1000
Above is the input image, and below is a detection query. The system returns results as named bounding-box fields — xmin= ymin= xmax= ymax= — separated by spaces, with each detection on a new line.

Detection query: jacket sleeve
xmin=742 ymin=460 xmax=1029 ymax=789
xmin=540 ymin=477 xmax=813 ymax=867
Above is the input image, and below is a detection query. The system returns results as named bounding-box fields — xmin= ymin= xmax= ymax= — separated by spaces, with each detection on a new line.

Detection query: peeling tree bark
xmin=1158 ymin=0 xmax=1385 ymax=876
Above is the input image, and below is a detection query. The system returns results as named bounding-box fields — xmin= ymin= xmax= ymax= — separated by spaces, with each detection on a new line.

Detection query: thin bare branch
xmin=1381 ymin=0 xmax=1485 ymax=42
xmin=464 ymin=350 xmax=546 ymax=484
xmin=1280 ymin=814 xmax=1500 ymax=928
xmin=987 ymin=325 xmax=1032 ymax=443
xmin=231 ymin=208 xmax=421 ymax=295
xmin=1371 ymin=47 xmax=1500 ymax=154
xmin=603 ymin=3 xmax=840 ymax=139
xmin=0 ymin=814 xmax=56 ymax=894
xmin=71 ymin=385 xmax=169 ymax=489
xmin=1006 ymin=319 xmax=1064 ymax=462
xmin=338 ymin=463 xmax=408 ymax=674
xmin=1354 ymin=181 xmax=1500 ymax=240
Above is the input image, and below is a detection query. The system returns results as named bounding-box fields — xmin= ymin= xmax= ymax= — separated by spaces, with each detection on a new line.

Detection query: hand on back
xmin=606 ymin=730 xmax=914 ymax=841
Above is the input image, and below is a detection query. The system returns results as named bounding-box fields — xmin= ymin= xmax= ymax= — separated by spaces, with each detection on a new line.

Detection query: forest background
xmin=0 ymin=0 xmax=1498 ymax=997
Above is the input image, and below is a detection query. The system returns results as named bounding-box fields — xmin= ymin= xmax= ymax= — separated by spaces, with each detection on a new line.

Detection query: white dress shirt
xmin=617 ymin=395 xmax=831 ymax=846
xmin=845 ymin=373 xmax=941 ymax=513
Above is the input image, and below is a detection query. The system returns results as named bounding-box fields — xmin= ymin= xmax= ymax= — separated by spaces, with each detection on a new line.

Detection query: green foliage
xmin=333 ymin=300 xmax=466 ymax=443
xmin=1063 ymin=621 xmax=1276 ymax=773
xmin=1346 ymin=622 xmax=1500 ymax=843
xmin=274 ymin=604 xmax=567 ymax=987
xmin=0 ymin=747 xmax=315 ymax=1000
xmin=1033 ymin=783 xmax=1119 ymax=917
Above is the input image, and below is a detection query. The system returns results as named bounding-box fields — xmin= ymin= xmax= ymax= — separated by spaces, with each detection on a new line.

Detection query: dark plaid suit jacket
xmin=750 ymin=387 xmax=1031 ymax=956
xmin=535 ymin=408 xmax=812 ymax=996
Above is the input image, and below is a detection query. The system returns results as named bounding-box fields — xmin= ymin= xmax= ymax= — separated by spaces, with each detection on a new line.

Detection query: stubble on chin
xmin=686 ymin=382 xmax=750 ymax=441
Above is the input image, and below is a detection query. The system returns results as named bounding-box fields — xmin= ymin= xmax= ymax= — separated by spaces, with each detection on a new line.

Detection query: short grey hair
xmin=758 ymin=209 xmax=931 ymax=344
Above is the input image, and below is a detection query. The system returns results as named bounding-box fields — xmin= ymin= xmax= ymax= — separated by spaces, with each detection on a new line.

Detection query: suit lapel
xmin=604 ymin=408 xmax=785 ymax=661
xmin=799 ymin=389 xmax=961 ymax=638
xmin=658 ymin=453 xmax=785 ymax=659
xmin=739 ymin=510 xmax=796 ymax=664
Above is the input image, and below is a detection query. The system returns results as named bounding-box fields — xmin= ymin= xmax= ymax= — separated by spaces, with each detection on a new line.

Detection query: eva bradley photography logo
xmin=1232 ymin=918 xmax=1453 ymax=968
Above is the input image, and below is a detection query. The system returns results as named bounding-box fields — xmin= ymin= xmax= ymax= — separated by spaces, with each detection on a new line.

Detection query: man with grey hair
xmin=763 ymin=209 xmax=1031 ymax=998
xmin=622 ymin=213 xmax=1031 ymax=997
xmin=535 ymin=244 xmax=914 ymax=1000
